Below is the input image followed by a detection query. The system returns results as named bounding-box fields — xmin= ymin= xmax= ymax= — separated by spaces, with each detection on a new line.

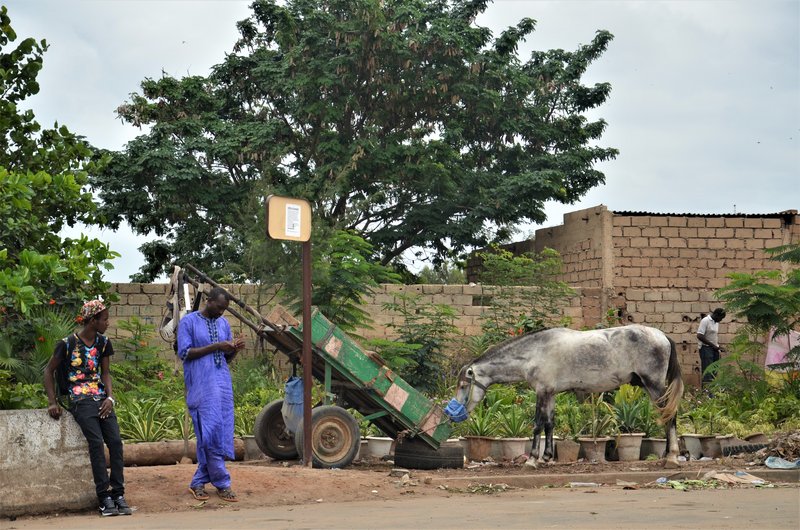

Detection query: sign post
xmin=266 ymin=195 xmax=313 ymax=468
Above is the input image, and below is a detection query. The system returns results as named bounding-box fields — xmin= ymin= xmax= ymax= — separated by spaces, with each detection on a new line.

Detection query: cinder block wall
xmin=534 ymin=205 xmax=799 ymax=387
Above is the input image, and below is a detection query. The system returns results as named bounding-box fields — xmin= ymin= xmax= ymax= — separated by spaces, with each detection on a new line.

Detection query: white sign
xmin=285 ymin=204 xmax=301 ymax=237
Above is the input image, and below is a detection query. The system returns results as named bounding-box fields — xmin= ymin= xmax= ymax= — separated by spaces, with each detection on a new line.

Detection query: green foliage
xmin=460 ymin=399 xmax=501 ymax=438
xmin=378 ymin=292 xmax=457 ymax=392
xmin=0 ymin=7 xmax=118 ymax=384
xmin=495 ymin=403 xmax=532 ymax=438
xmin=554 ymin=393 xmax=586 ymax=441
xmin=0 ymin=370 xmax=47 ymax=409
xmin=716 ymin=243 xmax=800 ymax=365
xmin=416 ymin=263 xmax=465 ymax=285
xmin=612 ymin=386 xmax=651 ymax=434
xmin=287 ymin=230 xmax=399 ymax=334
xmin=114 ymin=317 xmax=161 ymax=367
xmin=94 ymin=0 xmax=616 ymax=281
xmin=477 ymin=247 xmax=574 ymax=344
xmin=579 ymin=392 xmax=616 ymax=438
xmin=116 ymin=397 xmax=178 ymax=443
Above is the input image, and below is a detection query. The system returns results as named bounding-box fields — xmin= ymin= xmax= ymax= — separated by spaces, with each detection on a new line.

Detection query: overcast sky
xmin=7 ymin=0 xmax=799 ymax=281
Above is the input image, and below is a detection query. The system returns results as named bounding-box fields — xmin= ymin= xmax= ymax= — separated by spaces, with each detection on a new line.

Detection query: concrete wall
xmin=0 ymin=409 xmax=95 ymax=517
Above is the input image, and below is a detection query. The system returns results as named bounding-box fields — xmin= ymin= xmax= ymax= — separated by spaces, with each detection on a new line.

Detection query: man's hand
xmin=47 ymin=403 xmax=62 ymax=419
xmin=218 ymin=341 xmax=238 ymax=354
xmin=99 ymin=398 xmax=114 ymax=419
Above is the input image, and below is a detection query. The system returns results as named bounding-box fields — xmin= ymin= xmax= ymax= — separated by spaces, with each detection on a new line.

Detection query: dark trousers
xmin=699 ymin=345 xmax=720 ymax=386
xmin=70 ymin=399 xmax=125 ymax=500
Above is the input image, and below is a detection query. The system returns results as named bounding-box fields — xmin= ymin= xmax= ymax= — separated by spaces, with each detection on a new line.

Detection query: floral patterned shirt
xmin=55 ymin=333 xmax=115 ymax=399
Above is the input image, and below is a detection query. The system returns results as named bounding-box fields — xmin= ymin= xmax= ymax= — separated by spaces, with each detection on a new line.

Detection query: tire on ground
xmin=253 ymin=399 xmax=299 ymax=460
xmin=394 ymin=437 xmax=464 ymax=470
xmin=294 ymin=405 xmax=360 ymax=469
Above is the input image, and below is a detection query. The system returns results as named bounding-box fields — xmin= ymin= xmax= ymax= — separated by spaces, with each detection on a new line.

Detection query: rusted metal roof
xmin=612 ymin=209 xmax=797 ymax=219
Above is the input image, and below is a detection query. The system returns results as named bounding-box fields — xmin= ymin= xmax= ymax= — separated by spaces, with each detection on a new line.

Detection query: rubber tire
xmin=253 ymin=399 xmax=299 ymax=460
xmin=394 ymin=437 xmax=465 ymax=470
xmin=294 ymin=406 xmax=360 ymax=469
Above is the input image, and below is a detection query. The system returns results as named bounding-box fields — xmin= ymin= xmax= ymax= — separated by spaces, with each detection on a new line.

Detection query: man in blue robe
xmin=177 ymin=287 xmax=244 ymax=502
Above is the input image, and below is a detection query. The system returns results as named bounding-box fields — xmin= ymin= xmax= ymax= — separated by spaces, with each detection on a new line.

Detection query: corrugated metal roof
xmin=612 ymin=209 xmax=797 ymax=219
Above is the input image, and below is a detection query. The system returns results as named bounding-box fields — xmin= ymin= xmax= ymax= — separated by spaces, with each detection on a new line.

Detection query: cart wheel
xmin=294 ymin=406 xmax=360 ymax=469
xmin=394 ymin=437 xmax=464 ymax=470
xmin=253 ymin=399 xmax=299 ymax=460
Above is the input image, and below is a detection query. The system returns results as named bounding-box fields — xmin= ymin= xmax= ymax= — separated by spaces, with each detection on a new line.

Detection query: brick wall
xmin=533 ymin=205 xmax=800 ymax=386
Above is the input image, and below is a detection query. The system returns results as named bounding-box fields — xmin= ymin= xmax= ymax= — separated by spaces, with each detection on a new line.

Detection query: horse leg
xmin=528 ymin=403 xmax=543 ymax=463
xmin=540 ymin=392 xmax=556 ymax=462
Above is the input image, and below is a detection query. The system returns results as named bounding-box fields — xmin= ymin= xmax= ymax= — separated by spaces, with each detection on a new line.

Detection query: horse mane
xmin=473 ymin=326 xmax=550 ymax=364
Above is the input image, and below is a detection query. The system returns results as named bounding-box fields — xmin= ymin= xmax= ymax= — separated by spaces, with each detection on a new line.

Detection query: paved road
xmin=8 ymin=486 xmax=799 ymax=530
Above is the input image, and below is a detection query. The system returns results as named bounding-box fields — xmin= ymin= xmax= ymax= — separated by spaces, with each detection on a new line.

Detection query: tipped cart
xmin=161 ymin=264 xmax=458 ymax=469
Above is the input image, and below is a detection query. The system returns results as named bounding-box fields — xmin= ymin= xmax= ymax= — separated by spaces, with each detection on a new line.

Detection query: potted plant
xmin=611 ymin=386 xmax=648 ymax=461
xmin=577 ymin=393 xmax=616 ymax=463
xmin=553 ymin=394 xmax=584 ymax=462
xmin=639 ymin=399 xmax=666 ymax=460
xmin=494 ymin=405 xmax=532 ymax=461
xmin=460 ymin=400 xmax=501 ymax=461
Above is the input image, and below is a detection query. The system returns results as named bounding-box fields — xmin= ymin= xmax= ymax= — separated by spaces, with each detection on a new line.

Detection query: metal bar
xmin=183 ymin=264 xmax=279 ymax=331
xmin=302 ymin=241 xmax=313 ymax=468
xmin=324 ymin=362 xmax=332 ymax=406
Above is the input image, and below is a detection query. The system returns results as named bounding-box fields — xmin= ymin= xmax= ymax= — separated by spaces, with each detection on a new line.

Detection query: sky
xmin=7 ymin=0 xmax=800 ymax=282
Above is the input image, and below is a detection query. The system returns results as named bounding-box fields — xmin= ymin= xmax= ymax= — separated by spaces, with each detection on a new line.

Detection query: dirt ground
xmin=18 ymin=452 xmax=796 ymax=521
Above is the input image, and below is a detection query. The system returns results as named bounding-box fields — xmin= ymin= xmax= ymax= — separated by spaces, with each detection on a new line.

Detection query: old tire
xmin=394 ymin=437 xmax=464 ymax=470
xmin=253 ymin=399 xmax=299 ymax=460
xmin=294 ymin=406 xmax=360 ymax=469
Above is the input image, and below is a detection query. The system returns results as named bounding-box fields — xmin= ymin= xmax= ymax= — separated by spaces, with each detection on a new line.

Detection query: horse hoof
xmin=663 ymin=458 xmax=681 ymax=469
xmin=524 ymin=458 xmax=538 ymax=468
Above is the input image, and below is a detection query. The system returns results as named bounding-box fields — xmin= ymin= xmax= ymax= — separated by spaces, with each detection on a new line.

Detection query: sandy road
xmin=9 ymin=486 xmax=798 ymax=530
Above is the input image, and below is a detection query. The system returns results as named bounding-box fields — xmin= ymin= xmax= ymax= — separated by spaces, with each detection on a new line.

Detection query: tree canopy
xmin=0 ymin=6 xmax=117 ymax=376
xmin=94 ymin=0 xmax=617 ymax=281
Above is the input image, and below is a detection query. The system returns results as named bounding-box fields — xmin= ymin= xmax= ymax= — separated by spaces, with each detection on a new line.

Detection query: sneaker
xmin=114 ymin=495 xmax=133 ymax=515
xmin=99 ymin=496 xmax=119 ymax=517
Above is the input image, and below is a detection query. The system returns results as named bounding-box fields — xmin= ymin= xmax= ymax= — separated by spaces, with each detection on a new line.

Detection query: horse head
xmin=455 ymin=364 xmax=490 ymax=413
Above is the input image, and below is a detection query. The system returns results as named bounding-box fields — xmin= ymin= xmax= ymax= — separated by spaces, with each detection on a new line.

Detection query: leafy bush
xmin=116 ymin=397 xmax=178 ymax=443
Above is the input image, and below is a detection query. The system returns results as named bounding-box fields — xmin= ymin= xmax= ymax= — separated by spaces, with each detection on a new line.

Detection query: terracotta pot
xmin=577 ymin=437 xmax=612 ymax=463
xmin=463 ymin=436 xmax=494 ymax=461
xmin=614 ymin=433 xmax=644 ymax=461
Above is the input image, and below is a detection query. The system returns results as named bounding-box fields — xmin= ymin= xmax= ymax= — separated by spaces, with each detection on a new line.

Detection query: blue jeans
xmin=699 ymin=345 xmax=719 ymax=386
xmin=70 ymin=398 xmax=125 ymax=500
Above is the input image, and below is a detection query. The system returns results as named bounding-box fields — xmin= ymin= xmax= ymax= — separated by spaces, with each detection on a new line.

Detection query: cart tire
xmin=294 ymin=406 xmax=360 ymax=469
xmin=394 ymin=437 xmax=464 ymax=470
xmin=253 ymin=399 xmax=299 ymax=460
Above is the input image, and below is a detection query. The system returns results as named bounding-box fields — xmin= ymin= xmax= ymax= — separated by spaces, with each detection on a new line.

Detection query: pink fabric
xmin=765 ymin=329 xmax=799 ymax=368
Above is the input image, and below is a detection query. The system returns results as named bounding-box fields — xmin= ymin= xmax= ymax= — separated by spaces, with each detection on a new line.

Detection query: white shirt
xmin=697 ymin=314 xmax=719 ymax=348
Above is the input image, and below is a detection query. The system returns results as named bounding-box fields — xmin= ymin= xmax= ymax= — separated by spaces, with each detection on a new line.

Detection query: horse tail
xmin=656 ymin=336 xmax=684 ymax=425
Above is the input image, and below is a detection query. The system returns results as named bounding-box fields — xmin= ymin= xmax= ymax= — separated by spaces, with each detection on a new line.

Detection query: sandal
xmin=189 ymin=485 xmax=209 ymax=501
xmin=217 ymin=488 xmax=239 ymax=502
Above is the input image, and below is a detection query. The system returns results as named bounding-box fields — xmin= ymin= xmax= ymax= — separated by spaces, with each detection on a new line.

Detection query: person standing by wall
xmin=696 ymin=307 xmax=726 ymax=388
xmin=176 ymin=287 xmax=245 ymax=503
xmin=43 ymin=300 xmax=132 ymax=517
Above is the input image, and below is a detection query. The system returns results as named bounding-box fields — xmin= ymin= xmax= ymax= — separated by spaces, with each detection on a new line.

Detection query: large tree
xmin=95 ymin=0 xmax=617 ymax=281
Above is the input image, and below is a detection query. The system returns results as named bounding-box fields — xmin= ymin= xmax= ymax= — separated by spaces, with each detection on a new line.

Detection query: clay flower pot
xmin=614 ymin=433 xmax=645 ymax=461
xmin=577 ymin=437 xmax=612 ymax=463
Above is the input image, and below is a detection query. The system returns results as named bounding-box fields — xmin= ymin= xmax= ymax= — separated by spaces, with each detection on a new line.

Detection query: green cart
xmin=166 ymin=265 xmax=456 ymax=469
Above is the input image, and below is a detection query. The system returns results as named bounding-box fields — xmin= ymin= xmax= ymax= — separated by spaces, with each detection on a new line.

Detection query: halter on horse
xmin=455 ymin=325 xmax=684 ymax=467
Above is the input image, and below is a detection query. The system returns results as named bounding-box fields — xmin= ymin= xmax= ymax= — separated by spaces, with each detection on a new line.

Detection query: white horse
xmin=455 ymin=325 xmax=684 ymax=467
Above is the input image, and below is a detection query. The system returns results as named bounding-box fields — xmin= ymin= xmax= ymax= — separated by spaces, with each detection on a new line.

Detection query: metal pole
xmin=302 ymin=240 xmax=313 ymax=468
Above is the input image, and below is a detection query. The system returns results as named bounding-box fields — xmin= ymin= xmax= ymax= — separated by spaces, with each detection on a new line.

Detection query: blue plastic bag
xmin=281 ymin=376 xmax=304 ymax=434
xmin=444 ymin=398 xmax=469 ymax=423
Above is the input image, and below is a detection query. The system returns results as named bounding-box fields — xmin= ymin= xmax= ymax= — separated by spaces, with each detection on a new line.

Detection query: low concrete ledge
xmin=0 ymin=409 xmax=95 ymax=517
